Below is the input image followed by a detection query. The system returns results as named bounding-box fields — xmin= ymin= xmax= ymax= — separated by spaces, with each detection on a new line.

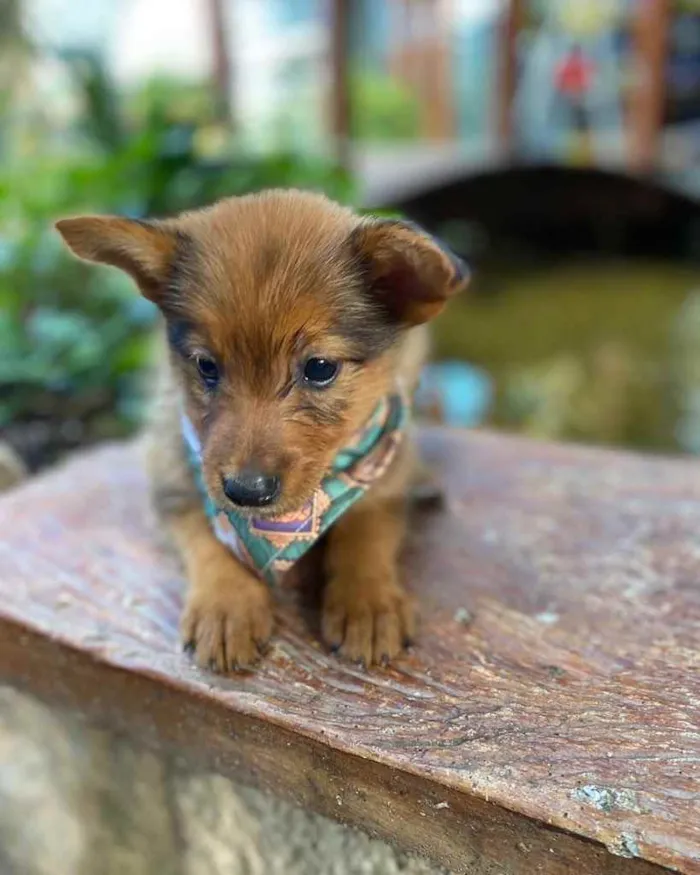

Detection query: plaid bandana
xmin=181 ymin=393 xmax=408 ymax=585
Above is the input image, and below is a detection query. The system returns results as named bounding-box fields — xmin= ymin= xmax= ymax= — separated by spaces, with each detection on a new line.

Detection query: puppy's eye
xmin=302 ymin=357 xmax=340 ymax=388
xmin=196 ymin=356 xmax=220 ymax=387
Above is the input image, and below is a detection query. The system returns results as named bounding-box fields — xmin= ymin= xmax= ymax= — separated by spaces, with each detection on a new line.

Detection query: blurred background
xmin=3 ymin=0 xmax=700 ymax=480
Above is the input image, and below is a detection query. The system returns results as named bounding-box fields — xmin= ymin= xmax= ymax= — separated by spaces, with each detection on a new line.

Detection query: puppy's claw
xmin=321 ymin=608 xmax=345 ymax=654
xmin=229 ymin=659 xmax=256 ymax=673
xmin=255 ymin=638 xmax=271 ymax=656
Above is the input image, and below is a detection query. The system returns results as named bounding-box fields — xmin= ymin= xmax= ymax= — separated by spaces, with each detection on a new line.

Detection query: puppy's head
xmin=57 ymin=191 xmax=467 ymax=516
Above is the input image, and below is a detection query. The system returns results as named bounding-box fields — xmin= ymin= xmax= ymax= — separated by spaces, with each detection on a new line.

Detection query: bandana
xmin=181 ymin=393 xmax=408 ymax=585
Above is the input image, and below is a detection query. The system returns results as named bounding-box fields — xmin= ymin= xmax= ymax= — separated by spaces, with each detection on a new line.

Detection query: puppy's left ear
xmin=351 ymin=219 xmax=469 ymax=327
xmin=55 ymin=215 xmax=178 ymax=303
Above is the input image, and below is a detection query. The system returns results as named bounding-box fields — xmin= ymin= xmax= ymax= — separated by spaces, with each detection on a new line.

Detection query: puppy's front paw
xmin=322 ymin=575 xmax=416 ymax=667
xmin=181 ymin=570 xmax=273 ymax=673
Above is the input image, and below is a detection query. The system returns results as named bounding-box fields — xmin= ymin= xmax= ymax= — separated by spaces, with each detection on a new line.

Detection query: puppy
xmin=56 ymin=190 xmax=467 ymax=670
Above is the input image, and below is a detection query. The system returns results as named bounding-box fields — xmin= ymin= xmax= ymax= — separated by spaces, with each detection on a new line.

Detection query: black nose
xmin=222 ymin=471 xmax=281 ymax=508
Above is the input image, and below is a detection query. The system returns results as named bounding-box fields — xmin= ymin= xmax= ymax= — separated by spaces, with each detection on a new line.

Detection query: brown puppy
xmin=56 ymin=190 xmax=467 ymax=670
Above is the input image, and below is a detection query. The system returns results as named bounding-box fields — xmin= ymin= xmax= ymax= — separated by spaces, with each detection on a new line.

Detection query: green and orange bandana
xmin=182 ymin=393 xmax=408 ymax=585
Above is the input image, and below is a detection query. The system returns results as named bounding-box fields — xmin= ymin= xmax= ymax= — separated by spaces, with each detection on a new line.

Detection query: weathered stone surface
xmin=0 ymin=688 xmax=445 ymax=875
xmin=174 ymin=774 xmax=264 ymax=875
xmin=0 ymin=689 xmax=85 ymax=875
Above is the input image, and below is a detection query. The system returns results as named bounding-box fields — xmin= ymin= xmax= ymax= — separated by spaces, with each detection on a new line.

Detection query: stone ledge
xmin=0 ymin=687 xmax=443 ymax=875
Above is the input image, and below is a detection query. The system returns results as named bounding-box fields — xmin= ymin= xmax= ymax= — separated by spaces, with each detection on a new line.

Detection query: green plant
xmin=350 ymin=71 xmax=421 ymax=142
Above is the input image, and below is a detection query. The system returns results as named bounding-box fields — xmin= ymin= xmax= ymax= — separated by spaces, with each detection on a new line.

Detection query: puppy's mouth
xmin=222 ymin=501 xmax=282 ymax=521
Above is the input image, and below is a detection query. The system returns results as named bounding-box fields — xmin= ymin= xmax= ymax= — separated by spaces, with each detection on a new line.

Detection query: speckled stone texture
xmin=0 ymin=687 xmax=447 ymax=875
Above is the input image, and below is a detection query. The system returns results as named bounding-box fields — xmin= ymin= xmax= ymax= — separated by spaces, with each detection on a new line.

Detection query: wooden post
xmin=387 ymin=0 xmax=421 ymax=133
xmin=422 ymin=0 xmax=456 ymax=140
xmin=627 ymin=0 xmax=671 ymax=173
xmin=495 ymin=0 xmax=523 ymax=157
xmin=387 ymin=0 xmax=455 ymax=141
xmin=205 ymin=0 xmax=233 ymax=128
xmin=329 ymin=0 xmax=352 ymax=170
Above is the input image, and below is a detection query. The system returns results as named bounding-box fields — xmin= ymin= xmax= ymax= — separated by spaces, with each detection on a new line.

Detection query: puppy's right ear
xmin=350 ymin=218 xmax=469 ymax=327
xmin=55 ymin=216 xmax=177 ymax=303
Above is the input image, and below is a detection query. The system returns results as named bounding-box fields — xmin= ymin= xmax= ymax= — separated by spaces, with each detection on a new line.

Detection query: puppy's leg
xmin=322 ymin=477 xmax=415 ymax=667
xmin=170 ymin=509 xmax=273 ymax=671
xmin=147 ymin=413 xmax=272 ymax=672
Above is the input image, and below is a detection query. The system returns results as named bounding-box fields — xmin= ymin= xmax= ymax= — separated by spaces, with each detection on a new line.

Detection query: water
xmin=427 ymin=258 xmax=700 ymax=455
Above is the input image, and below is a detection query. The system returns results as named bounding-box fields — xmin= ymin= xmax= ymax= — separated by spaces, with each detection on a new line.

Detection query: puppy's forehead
xmin=174 ymin=192 xmax=366 ymax=354
xmin=182 ymin=191 xmax=356 ymax=292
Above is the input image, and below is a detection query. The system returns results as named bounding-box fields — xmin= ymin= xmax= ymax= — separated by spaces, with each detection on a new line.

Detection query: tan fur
xmin=57 ymin=190 xmax=466 ymax=671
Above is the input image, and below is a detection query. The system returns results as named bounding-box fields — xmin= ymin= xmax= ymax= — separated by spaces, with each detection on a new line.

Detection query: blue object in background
xmin=675 ymin=388 xmax=700 ymax=455
xmin=416 ymin=361 xmax=492 ymax=427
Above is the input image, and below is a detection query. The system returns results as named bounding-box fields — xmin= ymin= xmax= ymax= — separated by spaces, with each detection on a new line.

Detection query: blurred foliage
xmin=0 ymin=51 xmax=354 ymax=469
xmin=270 ymin=67 xmax=421 ymax=146
xmin=350 ymin=71 xmax=421 ymax=142
xmin=0 ymin=0 xmax=33 ymax=121
xmin=127 ymin=75 xmax=219 ymax=129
